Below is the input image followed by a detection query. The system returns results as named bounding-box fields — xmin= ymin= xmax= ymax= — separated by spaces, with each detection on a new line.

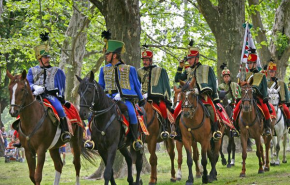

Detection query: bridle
xmin=241 ymin=85 xmax=254 ymax=112
xmin=79 ymin=80 xmax=99 ymax=111
xmin=10 ymin=80 xmax=36 ymax=112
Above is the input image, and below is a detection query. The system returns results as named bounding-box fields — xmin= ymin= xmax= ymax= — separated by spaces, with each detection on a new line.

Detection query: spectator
xmin=59 ymin=144 xmax=66 ymax=165
xmin=12 ymin=130 xmax=25 ymax=162
xmin=7 ymin=124 xmax=15 ymax=143
xmin=2 ymin=127 xmax=8 ymax=148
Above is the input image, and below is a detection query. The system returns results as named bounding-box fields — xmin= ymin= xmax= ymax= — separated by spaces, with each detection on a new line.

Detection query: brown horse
xmin=177 ymin=78 xmax=223 ymax=184
xmin=173 ymin=86 xmax=202 ymax=181
xmin=143 ymin=99 xmax=176 ymax=185
xmin=238 ymin=82 xmax=273 ymax=177
xmin=7 ymin=70 xmax=93 ymax=185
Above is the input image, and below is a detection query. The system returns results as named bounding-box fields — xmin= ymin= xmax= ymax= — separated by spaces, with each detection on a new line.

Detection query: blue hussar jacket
xmin=99 ymin=62 xmax=143 ymax=100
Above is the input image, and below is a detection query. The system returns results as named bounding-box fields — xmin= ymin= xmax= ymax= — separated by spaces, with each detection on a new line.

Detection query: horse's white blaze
xmin=53 ymin=171 xmax=61 ymax=185
xmin=76 ymin=175 xmax=80 ymax=185
xmin=11 ymin=83 xmax=18 ymax=114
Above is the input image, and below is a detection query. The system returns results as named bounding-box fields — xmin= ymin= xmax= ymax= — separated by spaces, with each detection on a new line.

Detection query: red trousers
xmin=174 ymin=101 xmax=182 ymax=120
xmin=281 ymin=104 xmax=290 ymax=119
xmin=158 ymin=100 xmax=167 ymax=119
xmin=233 ymin=97 xmax=270 ymax=121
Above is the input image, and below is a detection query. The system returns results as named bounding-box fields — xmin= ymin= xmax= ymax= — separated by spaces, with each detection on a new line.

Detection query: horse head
xmin=240 ymin=82 xmax=254 ymax=112
xmin=268 ymin=87 xmax=280 ymax=112
xmin=76 ymin=71 xmax=99 ymax=120
xmin=7 ymin=70 xmax=33 ymax=117
xmin=180 ymin=78 xmax=199 ymax=118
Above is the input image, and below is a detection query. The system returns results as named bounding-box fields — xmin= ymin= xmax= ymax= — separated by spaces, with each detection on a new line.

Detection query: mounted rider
xmin=27 ymin=33 xmax=71 ymax=142
xmin=267 ymin=61 xmax=290 ymax=133
xmin=218 ymin=63 xmax=240 ymax=137
xmin=97 ymin=31 xmax=145 ymax=151
xmin=174 ymin=41 xmax=222 ymax=141
xmin=137 ymin=46 xmax=174 ymax=139
xmin=233 ymin=49 xmax=272 ymax=136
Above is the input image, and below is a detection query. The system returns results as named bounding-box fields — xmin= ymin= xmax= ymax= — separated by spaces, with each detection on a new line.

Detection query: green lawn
xmin=1 ymin=144 xmax=290 ymax=185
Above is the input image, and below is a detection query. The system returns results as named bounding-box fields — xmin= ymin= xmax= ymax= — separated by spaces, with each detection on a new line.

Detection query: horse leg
xmin=25 ymin=149 xmax=36 ymax=184
xmin=70 ymin=131 xmax=82 ymax=185
xmin=103 ymin=145 xmax=118 ymax=185
xmin=208 ymin=138 xmax=220 ymax=182
xmin=270 ymin=137 xmax=275 ymax=166
xmin=227 ymin=136 xmax=232 ymax=168
xmin=192 ymin=141 xmax=201 ymax=178
xmin=263 ymin=135 xmax=271 ymax=171
xmin=165 ymin=139 xmax=176 ymax=182
xmin=131 ymin=146 xmax=143 ymax=185
xmin=35 ymin=150 xmax=47 ymax=185
xmin=119 ymin=147 xmax=134 ymax=185
xmin=220 ymin=135 xmax=227 ymax=166
xmin=148 ymin=138 xmax=158 ymax=185
xmin=239 ymin=133 xmax=247 ymax=177
xmin=275 ymin=135 xmax=281 ymax=166
xmin=255 ymin=137 xmax=264 ymax=174
xmin=201 ymin=141 xmax=209 ymax=184
xmin=231 ymin=137 xmax=236 ymax=166
xmin=282 ymin=133 xmax=288 ymax=163
xmin=184 ymin=138 xmax=194 ymax=185
xmin=176 ymin=141 xmax=183 ymax=181
xmin=49 ymin=148 xmax=63 ymax=185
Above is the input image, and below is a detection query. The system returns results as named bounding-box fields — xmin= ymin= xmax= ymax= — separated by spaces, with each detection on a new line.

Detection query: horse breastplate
xmin=103 ymin=66 xmax=117 ymax=92
xmin=31 ymin=67 xmax=58 ymax=91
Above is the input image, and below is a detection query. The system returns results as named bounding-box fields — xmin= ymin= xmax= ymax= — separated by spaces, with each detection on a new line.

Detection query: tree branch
xmin=83 ymin=50 xmax=103 ymax=58
xmin=89 ymin=0 xmax=103 ymax=13
xmin=90 ymin=55 xmax=105 ymax=75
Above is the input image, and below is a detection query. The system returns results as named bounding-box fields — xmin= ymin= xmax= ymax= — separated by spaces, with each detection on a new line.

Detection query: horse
xmin=218 ymin=90 xmax=237 ymax=168
xmin=143 ymin=99 xmax=176 ymax=184
xmin=76 ymin=71 xmax=143 ymax=185
xmin=268 ymin=86 xmax=288 ymax=165
xmin=6 ymin=70 xmax=93 ymax=185
xmin=173 ymin=85 xmax=202 ymax=181
xmin=238 ymin=81 xmax=273 ymax=177
xmin=177 ymin=78 xmax=223 ymax=184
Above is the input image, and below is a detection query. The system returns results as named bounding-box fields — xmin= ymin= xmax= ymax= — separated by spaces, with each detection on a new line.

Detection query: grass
xmin=1 ymin=144 xmax=290 ymax=185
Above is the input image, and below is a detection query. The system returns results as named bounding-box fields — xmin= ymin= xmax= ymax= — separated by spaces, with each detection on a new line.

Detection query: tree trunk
xmin=196 ymin=0 xmax=245 ymax=82
xmin=0 ymin=0 xmax=3 ymax=18
xmin=59 ymin=0 xmax=90 ymax=105
xmin=90 ymin=0 xmax=141 ymax=67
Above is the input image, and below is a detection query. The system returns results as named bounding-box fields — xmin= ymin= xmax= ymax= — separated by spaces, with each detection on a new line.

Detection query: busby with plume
xmin=220 ymin=63 xmax=230 ymax=77
xmin=101 ymin=30 xmax=125 ymax=54
xmin=34 ymin=32 xmax=50 ymax=60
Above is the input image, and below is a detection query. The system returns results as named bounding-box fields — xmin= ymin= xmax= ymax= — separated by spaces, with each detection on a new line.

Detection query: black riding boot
xmin=131 ymin=124 xmax=143 ymax=151
xmin=212 ymin=121 xmax=222 ymax=141
xmin=13 ymin=143 xmax=21 ymax=148
xmin=60 ymin=117 xmax=71 ymax=143
xmin=287 ymin=119 xmax=290 ymax=134
xmin=160 ymin=118 xmax=169 ymax=140
xmin=264 ymin=119 xmax=271 ymax=136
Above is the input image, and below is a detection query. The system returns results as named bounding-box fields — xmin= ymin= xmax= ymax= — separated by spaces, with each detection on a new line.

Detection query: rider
xmin=27 ymin=33 xmax=71 ymax=143
xmin=233 ymin=49 xmax=272 ymax=136
xmin=97 ymin=33 xmax=145 ymax=151
xmin=218 ymin=63 xmax=240 ymax=137
xmin=137 ymin=47 xmax=174 ymax=139
xmin=267 ymin=61 xmax=290 ymax=133
xmin=174 ymin=42 xmax=222 ymax=141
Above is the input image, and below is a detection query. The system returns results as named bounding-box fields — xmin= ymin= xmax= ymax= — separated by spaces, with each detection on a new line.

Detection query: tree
xmin=248 ymin=0 xmax=290 ymax=79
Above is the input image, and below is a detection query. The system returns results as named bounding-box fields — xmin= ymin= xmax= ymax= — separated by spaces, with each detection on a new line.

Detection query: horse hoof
xmin=270 ymin=163 xmax=275 ymax=166
xmin=231 ymin=163 xmax=235 ymax=166
xmin=282 ymin=160 xmax=287 ymax=163
xmin=186 ymin=182 xmax=193 ymax=185
xmin=258 ymin=170 xmax=264 ymax=174
xmin=148 ymin=183 xmax=156 ymax=185
xmin=239 ymin=173 xmax=245 ymax=177
xmin=202 ymin=175 xmax=208 ymax=184
xmin=176 ymin=178 xmax=181 ymax=181
xmin=222 ymin=159 xmax=227 ymax=166
xmin=227 ymin=164 xmax=232 ymax=168
xmin=170 ymin=178 xmax=176 ymax=182
xmin=264 ymin=167 xmax=270 ymax=172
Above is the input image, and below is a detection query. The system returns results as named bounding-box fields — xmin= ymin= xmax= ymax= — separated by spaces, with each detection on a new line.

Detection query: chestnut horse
xmin=238 ymin=82 xmax=273 ymax=177
xmin=173 ymin=86 xmax=202 ymax=181
xmin=7 ymin=70 xmax=93 ymax=185
xmin=177 ymin=78 xmax=223 ymax=184
xmin=76 ymin=72 xmax=143 ymax=185
xmin=143 ymin=100 xmax=176 ymax=185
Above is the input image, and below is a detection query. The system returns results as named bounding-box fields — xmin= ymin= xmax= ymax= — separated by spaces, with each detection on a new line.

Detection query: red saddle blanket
xmin=152 ymin=102 xmax=175 ymax=124
xmin=43 ymin=99 xmax=85 ymax=131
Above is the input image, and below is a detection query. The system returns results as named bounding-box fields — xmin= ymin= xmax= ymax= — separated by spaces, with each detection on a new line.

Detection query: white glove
xmin=142 ymin=93 xmax=148 ymax=99
xmin=33 ymin=85 xmax=45 ymax=95
xmin=228 ymin=99 xmax=232 ymax=104
xmin=113 ymin=93 xmax=121 ymax=101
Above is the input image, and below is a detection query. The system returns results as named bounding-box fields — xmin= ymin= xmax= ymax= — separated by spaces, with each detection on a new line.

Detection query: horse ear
xmin=6 ymin=70 xmax=13 ymax=80
xmin=75 ymin=75 xmax=82 ymax=83
xmin=21 ymin=70 xmax=27 ymax=80
xmin=89 ymin=71 xmax=94 ymax=82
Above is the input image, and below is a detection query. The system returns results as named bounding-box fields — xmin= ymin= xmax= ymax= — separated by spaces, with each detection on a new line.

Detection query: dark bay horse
xmin=178 ymin=78 xmax=223 ymax=184
xmin=76 ymin=71 xmax=143 ymax=185
xmin=238 ymin=81 xmax=273 ymax=177
xmin=173 ymin=86 xmax=202 ymax=181
xmin=143 ymin=99 xmax=176 ymax=185
xmin=7 ymin=70 xmax=92 ymax=185
xmin=218 ymin=90 xmax=237 ymax=168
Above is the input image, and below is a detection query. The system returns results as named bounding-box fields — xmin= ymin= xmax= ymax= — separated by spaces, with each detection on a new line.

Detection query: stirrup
xmin=263 ymin=129 xmax=271 ymax=136
xmin=133 ymin=139 xmax=143 ymax=151
xmin=160 ymin=131 xmax=169 ymax=140
xmin=213 ymin=131 xmax=222 ymax=141
xmin=84 ymin=140 xmax=95 ymax=150
xmin=232 ymin=129 xmax=240 ymax=137
xmin=169 ymin=131 xmax=177 ymax=139
xmin=61 ymin=131 xmax=71 ymax=143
